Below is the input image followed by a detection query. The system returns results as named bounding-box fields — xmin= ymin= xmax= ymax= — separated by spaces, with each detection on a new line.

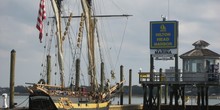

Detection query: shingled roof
xmin=180 ymin=40 xmax=220 ymax=59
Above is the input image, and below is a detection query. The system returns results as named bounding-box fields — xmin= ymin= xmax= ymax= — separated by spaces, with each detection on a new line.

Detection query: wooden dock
xmin=109 ymin=104 xmax=143 ymax=110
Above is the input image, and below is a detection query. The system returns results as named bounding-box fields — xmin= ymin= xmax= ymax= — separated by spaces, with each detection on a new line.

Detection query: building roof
xmin=180 ymin=40 xmax=220 ymax=59
xmin=192 ymin=40 xmax=209 ymax=48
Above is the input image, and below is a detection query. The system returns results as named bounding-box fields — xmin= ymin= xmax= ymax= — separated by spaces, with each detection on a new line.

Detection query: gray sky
xmin=0 ymin=0 xmax=220 ymax=87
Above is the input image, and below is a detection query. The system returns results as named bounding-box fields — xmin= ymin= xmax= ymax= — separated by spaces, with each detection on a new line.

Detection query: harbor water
xmin=1 ymin=95 xmax=220 ymax=108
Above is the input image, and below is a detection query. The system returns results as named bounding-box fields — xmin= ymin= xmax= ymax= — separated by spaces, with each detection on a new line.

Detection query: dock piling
xmin=9 ymin=49 xmax=16 ymax=109
xmin=128 ymin=69 xmax=132 ymax=104
xmin=120 ymin=65 xmax=124 ymax=105
xmin=46 ymin=55 xmax=51 ymax=85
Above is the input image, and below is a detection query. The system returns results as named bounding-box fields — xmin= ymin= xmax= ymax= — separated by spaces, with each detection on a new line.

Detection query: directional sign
xmin=150 ymin=21 xmax=178 ymax=49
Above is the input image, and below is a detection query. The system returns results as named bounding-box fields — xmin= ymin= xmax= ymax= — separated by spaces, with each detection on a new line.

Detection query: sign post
xmin=150 ymin=20 xmax=178 ymax=60
xmin=149 ymin=19 xmax=179 ymax=107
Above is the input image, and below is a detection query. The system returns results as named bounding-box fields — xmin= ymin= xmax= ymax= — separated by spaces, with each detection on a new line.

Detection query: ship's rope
xmin=93 ymin=0 xmax=114 ymax=82
xmin=92 ymin=0 xmax=130 ymax=83
xmin=40 ymin=1 xmax=55 ymax=81
xmin=113 ymin=18 xmax=128 ymax=71
xmin=38 ymin=0 xmax=129 ymax=87
xmin=110 ymin=0 xmax=126 ymax=14
xmin=15 ymin=97 xmax=29 ymax=107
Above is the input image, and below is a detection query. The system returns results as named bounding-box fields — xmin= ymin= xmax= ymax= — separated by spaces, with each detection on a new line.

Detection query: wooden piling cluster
xmin=7 ymin=50 xmax=135 ymax=109
xmin=6 ymin=49 xmax=220 ymax=110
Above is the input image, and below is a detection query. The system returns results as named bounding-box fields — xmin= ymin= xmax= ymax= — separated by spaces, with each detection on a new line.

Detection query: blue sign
xmin=150 ymin=21 xmax=178 ymax=49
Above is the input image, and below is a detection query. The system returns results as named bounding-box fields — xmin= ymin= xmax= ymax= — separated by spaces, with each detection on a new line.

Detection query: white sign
xmin=152 ymin=54 xmax=174 ymax=58
xmin=150 ymin=49 xmax=177 ymax=54
xmin=150 ymin=49 xmax=177 ymax=56
xmin=155 ymin=57 xmax=174 ymax=60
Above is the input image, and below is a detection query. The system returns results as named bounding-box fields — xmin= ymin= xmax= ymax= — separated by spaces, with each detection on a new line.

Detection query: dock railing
xmin=139 ymin=72 xmax=220 ymax=84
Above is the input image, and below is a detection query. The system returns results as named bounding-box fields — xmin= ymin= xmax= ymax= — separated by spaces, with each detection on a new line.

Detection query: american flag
xmin=36 ymin=0 xmax=46 ymax=43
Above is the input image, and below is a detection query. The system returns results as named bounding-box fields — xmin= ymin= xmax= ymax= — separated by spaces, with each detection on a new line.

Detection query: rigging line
xmin=95 ymin=0 xmax=102 ymax=16
xmin=114 ymin=18 xmax=128 ymax=71
xmin=62 ymin=13 xmax=73 ymax=85
xmin=100 ymin=14 xmax=115 ymax=71
xmin=67 ymin=33 xmax=74 ymax=85
xmin=46 ymin=19 xmax=55 ymax=59
xmin=110 ymin=0 xmax=125 ymax=14
xmin=81 ymin=46 xmax=89 ymax=78
xmin=48 ymin=2 xmax=59 ymax=84
xmin=40 ymin=23 xmax=49 ymax=79
xmin=99 ymin=20 xmax=114 ymax=78
xmin=67 ymin=27 xmax=80 ymax=85
xmin=60 ymin=2 xmax=75 ymax=86
xmin=80 ymin=71 xmax=86 ymax=86
xmin=40 ymin=43 xmax=46 ymax=78
xmin=42 ymin=19 xmax=55 ymax=79
xmin=96 ymin=18 xmax=112 ymax=80
xmin=54 ymin=32 xmax=60 ymax=85
xmin=68 ymin=14 xmax=85 ymax=85
xmin=40 ymin=0 xmax=52 ymax=78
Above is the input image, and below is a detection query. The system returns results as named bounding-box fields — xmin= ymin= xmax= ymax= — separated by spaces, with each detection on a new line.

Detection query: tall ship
xmin=27 ymin=0 xmax=130 ymax=109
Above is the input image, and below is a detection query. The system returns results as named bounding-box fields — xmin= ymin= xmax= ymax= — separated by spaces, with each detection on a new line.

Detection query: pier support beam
xmin=143 ymin=84 xmax=147 ymax=110
xmin=205 ymin=86 xmax=209 ymax=110
xmin=181 ymin=86 xmax=186 ymax=110
xmin=165 ymin=84 xmax=168 ymax=104
xmin=197 ymin=86 xmax=201 ymax=109
xmin=169 ymin=86 xmax=173 ymax=106
xmin=169 ymin=85 xmax=186 ymax=110
xmin=174 ymin=54 xmax=179 ymax=109
xmin=143 ymin=84 xmax=163 ymax=110
xmin=157 ymin=85 xmax=161 ymax=110
xmin=197 ymin=86 xmax=209 ymax=110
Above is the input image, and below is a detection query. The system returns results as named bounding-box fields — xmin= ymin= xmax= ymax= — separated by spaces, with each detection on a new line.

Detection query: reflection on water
xmin=0 ymin=95 xmax=220 ymax=108
xmin=0 ymin=95 xmax=29 ymax=108
xmin=112 ymin=96 xmax=220 ymax=105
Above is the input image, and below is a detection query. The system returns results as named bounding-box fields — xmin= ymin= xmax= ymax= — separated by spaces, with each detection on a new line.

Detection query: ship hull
xmin=29 ymin=91 xmax=109 ymax=110
xmin=57 ymin=108 xmax=108 ymax=110
xmin=55 ymin=100 xmax=109 ymax=110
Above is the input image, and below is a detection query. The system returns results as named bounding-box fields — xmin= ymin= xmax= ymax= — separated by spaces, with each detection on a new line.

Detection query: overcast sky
xmin=0 ymin=0 xmax=220 ymax=87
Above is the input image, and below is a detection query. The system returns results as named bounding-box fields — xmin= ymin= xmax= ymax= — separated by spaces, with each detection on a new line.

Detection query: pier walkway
xmin=139 ymin=72 xmax=220 ymax=110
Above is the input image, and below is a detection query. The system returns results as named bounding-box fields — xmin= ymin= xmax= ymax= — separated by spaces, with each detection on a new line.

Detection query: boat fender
xmin=2 ymin=93 xmax=8 ymax=108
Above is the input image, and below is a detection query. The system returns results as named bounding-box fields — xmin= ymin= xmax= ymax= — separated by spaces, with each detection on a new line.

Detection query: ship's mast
xmin=81 ymin=0 xmax=98 ymax=91
xmin=50 ymin=0 xmax=65 ymax=88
